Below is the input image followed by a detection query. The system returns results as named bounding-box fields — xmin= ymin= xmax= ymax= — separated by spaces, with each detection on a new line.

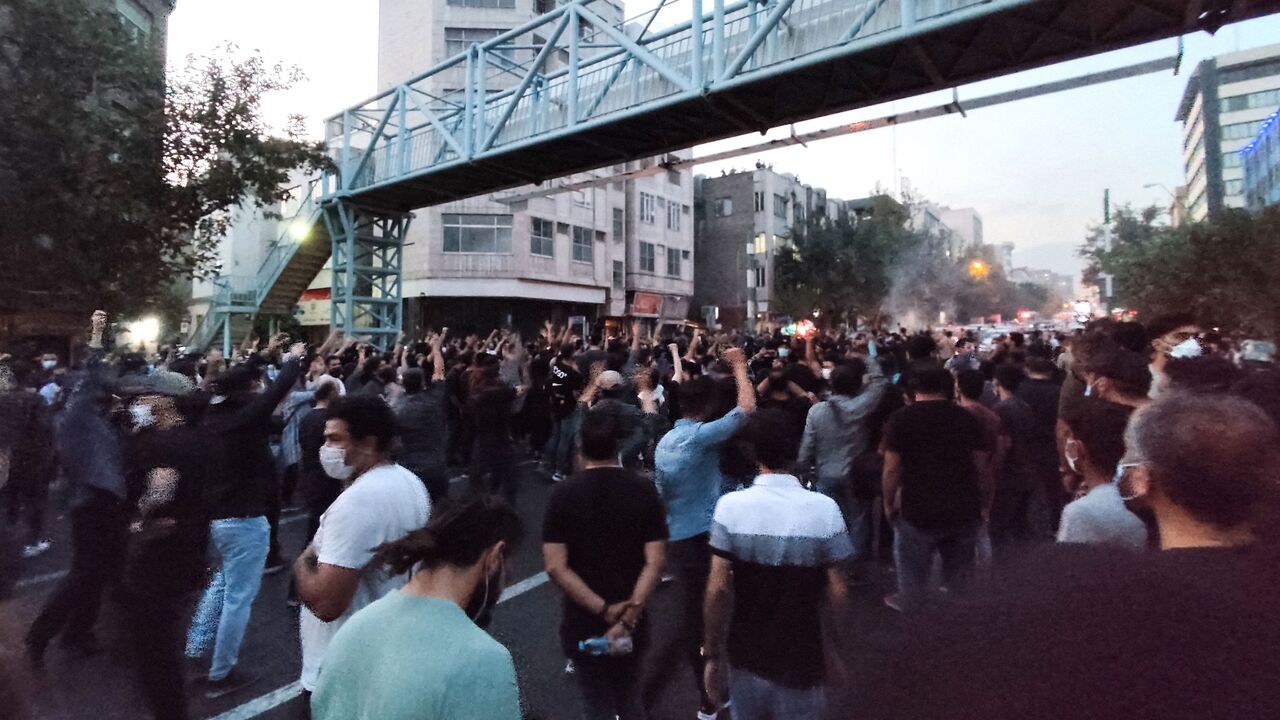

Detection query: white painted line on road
xmin=207 ymin=681 xmax=302 ymax=720
xmin=205 ymin=570 xmax=552 ymax=720
xmin=14 ymin=513 xmax=309 ymax=591
xmin=16 ymin=570 xmax=67 ymax=589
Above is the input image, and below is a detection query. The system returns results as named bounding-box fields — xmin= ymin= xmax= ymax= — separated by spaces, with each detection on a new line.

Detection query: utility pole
xmin=1100 ymin=188 xmax=1114 ymax=312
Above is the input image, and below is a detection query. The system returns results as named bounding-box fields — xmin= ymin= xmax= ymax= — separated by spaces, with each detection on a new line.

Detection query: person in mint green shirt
xmin=312 ymin=496 xmax=524 ymax=720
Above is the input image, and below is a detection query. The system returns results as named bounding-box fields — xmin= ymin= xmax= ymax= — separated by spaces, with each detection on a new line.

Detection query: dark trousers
xmin=123 ymin=582 xmax=198 ymax=720
xmin=576 ymin=652 xmax=646 ymax=720
xmin=28 ymin=493 xmax=128 ymax=649
xmin=4 ymin=471 xmax=47 ymax=546
xmin=469 ymin=447 xmax=519 ymax=506
xmin=265 ymin=469 xmax=282 ymax=563
xmin=641 ymin=533 xmax=712 ymax=713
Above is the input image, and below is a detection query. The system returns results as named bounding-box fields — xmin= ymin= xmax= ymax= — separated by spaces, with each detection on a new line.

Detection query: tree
xmin=1081 ymin=205 xmax=1280 ymax=336
xmin=0 ymin=0 xmax=330 ymax=318
xmin=773 ymin=194 xmax=918 ymax=327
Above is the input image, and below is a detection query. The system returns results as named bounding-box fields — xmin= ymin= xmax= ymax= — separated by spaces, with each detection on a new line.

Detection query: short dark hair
xmin=1126 ymin=392 xmax=1280 ymax=529
xmin=915 ymin=368 xmax=955 ymax=398
xmin=401 ymin=368 xmax=425 ymax=394
xmin=216 ymin=364 xmax=261 ymax=395
xmin=314 ymin=380 xmax=339 ymax=404
xmin=906 ymin=335 xmax=937 ymax=361
xmin=956 ymin=370 xmax=986 ymax=401
xmin=678 ymin=376 xmax=716 ymax=420
xmin=1164 ymin=356 xmax=1242 ymax=395
xmin=1061 ymin=397 xmax=1132 ymax=476
xmin=1145 ymin=312 xmax=1198 ymax=342
xmin=579 ymin=404 xmax=622 ymax=461
xmin=994 ymin=364 xmax=1026 ymax=394
xmin=1075 ymin=330 xmax=1152 ymax=397
xmin=741 ymin=408 xmax=801 ymax=471
xmin=829 ymin=359 xmax=866 ymax=397
xmin=327 ymin=394 xmax=398 ymax=453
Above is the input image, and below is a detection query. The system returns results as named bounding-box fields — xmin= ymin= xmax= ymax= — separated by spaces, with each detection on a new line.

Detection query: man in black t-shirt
xmin=543 ymin=404 xmax=668 ymax=720
xmin=546 ymin=344 xmax=584 ymax=481
xmin=883 ymin=368 xmax=990 ymax=612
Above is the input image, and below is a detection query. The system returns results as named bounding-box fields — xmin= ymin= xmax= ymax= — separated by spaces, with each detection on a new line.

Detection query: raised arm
xmin=725 ymin=347 xmax=756 ymax=413
xmin=668 ymin=343 xmax=684 ymax=385
xmin=430 ymin=329 xmax=447 ymax=383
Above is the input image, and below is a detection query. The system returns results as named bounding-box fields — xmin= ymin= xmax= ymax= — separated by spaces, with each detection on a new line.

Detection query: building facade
xmin=1242 ymin=108 xmax=1280 ymax=212
xmin=1176 ymin=43 xmax=1280 ymax=222
xmin=993 ymin=242 xmax=1015 ymax=273
xmin=376 ymin=0 xmax=694 ymax=334
xmin=693 ymin=167 xmax=839 ymax=330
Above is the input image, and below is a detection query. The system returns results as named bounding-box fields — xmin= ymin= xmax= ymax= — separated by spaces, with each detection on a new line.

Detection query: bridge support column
xmin=322 ymin=201 xmax=413 ymax=351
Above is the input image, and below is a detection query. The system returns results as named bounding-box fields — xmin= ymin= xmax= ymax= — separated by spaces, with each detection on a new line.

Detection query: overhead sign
xmin=631 ymin=292 xmax=662 ymax=318
xmin=294 ymin=288 xmax=331 ymax=327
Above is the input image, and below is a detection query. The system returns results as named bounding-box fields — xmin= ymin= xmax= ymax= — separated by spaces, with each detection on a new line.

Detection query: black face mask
xmin=465 ymin=560 xmax=504 ymax=629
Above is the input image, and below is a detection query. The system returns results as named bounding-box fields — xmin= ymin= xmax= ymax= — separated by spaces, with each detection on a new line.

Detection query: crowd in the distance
xmin=1 ymin=308 xmax=1278 ymax=720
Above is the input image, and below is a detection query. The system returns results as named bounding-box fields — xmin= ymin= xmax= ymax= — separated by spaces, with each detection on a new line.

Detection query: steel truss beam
xmin=322 ymin=201 xmax=412 ymax=350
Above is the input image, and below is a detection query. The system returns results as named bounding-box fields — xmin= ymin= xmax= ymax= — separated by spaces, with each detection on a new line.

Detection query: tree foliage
xmin=774 ymin=193 xmax=1054 ymax=328
xmin=0 ymin=0 xmax=330 ymax=317
xmin=1081 ymin=205 xmax=1280 ymax=337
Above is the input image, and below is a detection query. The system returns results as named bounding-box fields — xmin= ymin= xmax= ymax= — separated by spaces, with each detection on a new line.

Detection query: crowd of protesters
xmin=0 ymin=307 xmax=1278 ymax=720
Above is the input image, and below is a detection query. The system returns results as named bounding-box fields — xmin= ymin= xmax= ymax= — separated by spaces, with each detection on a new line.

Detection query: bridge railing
xmin=323 ymin=0 xmax=1011 ymax=197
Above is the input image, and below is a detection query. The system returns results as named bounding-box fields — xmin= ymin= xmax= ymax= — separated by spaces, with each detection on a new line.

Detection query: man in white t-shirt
xmin=293 ymin=395 xmax=431 ymax=696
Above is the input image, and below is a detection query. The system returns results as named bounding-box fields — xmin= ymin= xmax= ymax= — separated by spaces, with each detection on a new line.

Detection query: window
xmin=116 ymin=0 xmax=152 ymax=39
xmin=794 ymin=203 xmax=805 ymax=226
xmin=666 ymin=246 xmax=682 ymax=277
xmin=1223 ymin=152 xmax=1243 ymax=169
xmin=1221 ymin=89 xmax=1280 ymax=113
xmin=1225 ymin=178 xmax=1244 ymax=196
xmin=1222 ymin=120 xmax=1266 ymax=141
xmin=572 ymin=226 xmax=593 ymax=263
xmin=668 ymin=169 xmax=683 ymax=186
xmin=1218 ymin=58 xmax=1280 ymax=86
xmin=448 ymin=0 xmax=515 ymax=7
xmin=667 ymin=201 xmax=681 ymax=231
xmin=444 ymin=28 xmax=512 ymax=59
xmin=752 ymin=266 xmax=766 ymax=287
xmin=754 ymin=192 xmax=765 ymax=212
xmin=752 ymin=233 xmax=767 ymax=255
xmin=714 ymin=197 xmax=733 ymax=217
xmin=612 ymin=208 xmax=624 ymax=241
xmin=640 ymin=193 xmax=656 ymax=224
xmin=640 ymin=242 xmax=656 ymax=273
xmin=613 ymin=261 xmax=624 ymax=289
xmin=530 ymin=217 xmax=554 ymax=257
xmin=443 ymin=214 xmax=512 ymax=253
xmin=773 ymin=194 xmax=787 ymax=219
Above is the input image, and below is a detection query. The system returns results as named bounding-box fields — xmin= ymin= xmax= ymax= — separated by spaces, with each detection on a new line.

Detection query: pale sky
xmin=166 ymin=2 xmax=1280 ymax=283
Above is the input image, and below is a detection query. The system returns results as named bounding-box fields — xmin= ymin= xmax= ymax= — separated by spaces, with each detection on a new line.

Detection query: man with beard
xmin=311 ymin=496 xmax=522 ymax=720
xmin=294 ymin=395 xmax=431 ymax=706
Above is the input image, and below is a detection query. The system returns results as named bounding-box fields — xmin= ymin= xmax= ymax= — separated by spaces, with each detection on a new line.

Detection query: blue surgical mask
xmin=778 ymin=348 xmax=791 ymax=359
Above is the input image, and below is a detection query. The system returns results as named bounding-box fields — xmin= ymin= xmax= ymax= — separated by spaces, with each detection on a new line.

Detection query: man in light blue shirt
xmin=647 ymin=347 xmax=755 ymax=719
xmin=1058 ymin=397 xmax=1148 ymax=549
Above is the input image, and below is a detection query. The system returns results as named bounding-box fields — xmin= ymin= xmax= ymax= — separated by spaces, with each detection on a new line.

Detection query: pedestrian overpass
xmin=189 ymin=0 xmax=1280 ymax=351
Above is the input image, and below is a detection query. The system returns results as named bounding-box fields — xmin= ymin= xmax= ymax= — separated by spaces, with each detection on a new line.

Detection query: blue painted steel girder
xmin=322 ymin=0 xmax=1280 ymax=212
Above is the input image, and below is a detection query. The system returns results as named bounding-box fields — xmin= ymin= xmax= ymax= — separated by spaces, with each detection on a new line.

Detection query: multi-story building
xmin=376 ymin=0 xmax=694 ymax=334
xmin=993 ymin=242 xmax=1015 ymax=273
xmin=909 ymin=203 xmax=985 ymax=260
xmin=1175 ymin=43 xmax=1280 ymax=222
xmin=1009 ymin=267 xmax=1075 ymax=302
xmin=693 ymin=167 xmax=840 ymax=330
xmin=1242 ymin=107 xmax=1280 ymax=212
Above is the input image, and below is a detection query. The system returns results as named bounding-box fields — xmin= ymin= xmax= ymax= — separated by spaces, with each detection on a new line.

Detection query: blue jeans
xmin=729 ymin=667 xmax=824 ymax=720
xmin=544 ymin=409 xmax=582 ymax=476
xmin=892 ymin=518 xmax=978 ymax=612
xmin=815 ymin=478 xmax=874 ymax=563
xmin=185 ymin=516 xmax=269 ymax=680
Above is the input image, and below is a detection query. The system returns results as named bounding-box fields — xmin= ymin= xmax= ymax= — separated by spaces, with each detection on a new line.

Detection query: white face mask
xmin=821 ymin=367 xmax=833 ymax=381
xmin=319 ymin=445 xmax=354 ymax=480
xmin=130 ymin=403 xmax=155 ymax=428
xmin=1064 ymin=440 xmax=1080 ymax=474
xmin=778 ymin=348 xmax=791 ymax=359
xmin=1170 ymin=337 xmax=1203 ymax=359
xmin=1083 ymin=383 xmax=1093 ymax=398
xmin=41 ymin=360 xmax=57 ymax=370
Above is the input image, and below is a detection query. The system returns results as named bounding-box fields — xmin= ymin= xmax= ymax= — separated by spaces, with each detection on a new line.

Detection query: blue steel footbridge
xmin=189 ymin=0 xmax=1280 ymax=351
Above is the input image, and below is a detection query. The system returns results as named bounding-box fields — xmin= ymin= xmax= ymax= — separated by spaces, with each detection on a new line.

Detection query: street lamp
xmin=968 ymin=259 xmax=990 ymax=280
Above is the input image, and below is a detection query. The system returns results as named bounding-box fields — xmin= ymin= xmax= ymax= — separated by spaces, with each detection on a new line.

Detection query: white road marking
xmin=205 ymin=570 xmax=551 ymax=719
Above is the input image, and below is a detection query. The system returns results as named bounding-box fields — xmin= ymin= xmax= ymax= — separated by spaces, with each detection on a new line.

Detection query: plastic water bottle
xmin=578 ymin=635 xmax=634 ymax=657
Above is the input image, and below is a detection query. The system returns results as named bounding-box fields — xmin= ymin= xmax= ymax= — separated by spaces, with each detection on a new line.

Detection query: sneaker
xmin=203 ymin=669 xmax=260 ymax=699
xmin=696 ymin=710 xmax=719 ymax=720
xmin=552 ymin=473 xmax=565 ymax=483
xmin=21 ymin=540 xmax=51 ymax=559
xmin=563 ymin=659 xmax=575 ymax=675
xmin=883 ymin=593 xmax=903 ymax=613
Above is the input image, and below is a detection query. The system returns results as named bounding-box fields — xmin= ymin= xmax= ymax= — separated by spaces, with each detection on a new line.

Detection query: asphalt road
xmin=4 ymin=463 xmax=910 ymax=720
